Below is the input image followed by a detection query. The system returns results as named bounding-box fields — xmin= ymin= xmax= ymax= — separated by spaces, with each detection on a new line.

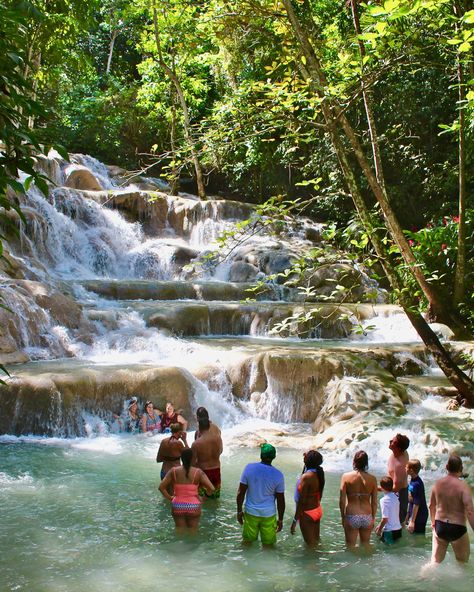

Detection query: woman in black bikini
xmin=156 ymin=423 xmax=188 ymax=479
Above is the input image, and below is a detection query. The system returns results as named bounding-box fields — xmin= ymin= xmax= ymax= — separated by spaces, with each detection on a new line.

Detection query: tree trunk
xmin=284 ymin=0 xmax=468 ymax=337
xmin=281 ymin=0 xmax=474 ymax=405
xmin=169 ymin=83 xmax=180 ymax=195
xmin=106 ymin=28 xmax=118 ymax=75
xmin=350 ymin=0 xmax=386 ymax=193
xmin=453 ymin=2 xmax=467 ymax=306
xmin=151 ymin=1 xmax=207 ymax=200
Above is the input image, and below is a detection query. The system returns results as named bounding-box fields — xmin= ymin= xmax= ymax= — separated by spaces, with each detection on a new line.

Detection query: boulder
xmin=429 ymin=323 xmax=455 ymax=341
xmin=229 ymin=261 xmax=260 ymax=282
xmin=64 ymin=165 xmax=102 ymax=191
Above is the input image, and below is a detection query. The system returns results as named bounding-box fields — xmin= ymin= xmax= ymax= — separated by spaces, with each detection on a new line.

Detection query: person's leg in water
xmin=185 ymin=515 xmax=201 ymax=533
xmin=300 ymin=513 xmax=321 ymax=547
xmin=173 ymin=515 xmax=187 ymax=533
xmin=241 ymin=513 xmax=259 ymax=545
xmin=258 ymin=515 xmax=277 ymax=548
xmin=343 ymin=523 xmax=359 ymax=548
xmin=431 ymin=531 xmax=449 ymax=564
xmin=359 ymin=525 xmax=374 ymax=547
xmin=451 ymin=533 xmax=470 ymax=563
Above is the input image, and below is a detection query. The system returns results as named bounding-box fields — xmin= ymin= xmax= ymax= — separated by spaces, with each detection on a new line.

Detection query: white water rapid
xmin=0 ymin=151 xmax=472 ymax=472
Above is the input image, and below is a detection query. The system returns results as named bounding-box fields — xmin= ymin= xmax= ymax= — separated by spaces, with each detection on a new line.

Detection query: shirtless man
xmin=387 ymin=433 xmax=410 ymax=524
xmin=156 ymin=423 xmax=188 ymax=479
xmin=191 ymin=407 xmax=223 ymax=498
xmin=429 ymin=454 xmax=474 ymax=564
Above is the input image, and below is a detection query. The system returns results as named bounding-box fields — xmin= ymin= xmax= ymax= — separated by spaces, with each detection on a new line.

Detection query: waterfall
xmin=1 ymin=151 xmax=463 ymax=457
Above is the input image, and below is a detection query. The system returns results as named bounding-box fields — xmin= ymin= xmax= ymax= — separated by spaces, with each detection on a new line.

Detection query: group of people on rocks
xmin=119 ymin=400 xmax=474 ymax=565
xmin=114 ymin=397 xmax=187 ymax=434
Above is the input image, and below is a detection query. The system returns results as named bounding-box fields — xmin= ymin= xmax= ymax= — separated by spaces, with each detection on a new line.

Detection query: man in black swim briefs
xmin=429 ymin=454 xmax=474 ymax=564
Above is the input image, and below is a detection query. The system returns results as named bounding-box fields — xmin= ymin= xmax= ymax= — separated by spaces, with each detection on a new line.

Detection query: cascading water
xmin=0 ymin=151 xmax=463 ymax=444
xmin=1 ymin=152 xmax=473 ymax=591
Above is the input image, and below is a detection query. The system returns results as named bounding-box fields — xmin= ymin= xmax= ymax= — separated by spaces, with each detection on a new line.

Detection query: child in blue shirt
xmin=406 ymin=459 xmax=428 ymax=534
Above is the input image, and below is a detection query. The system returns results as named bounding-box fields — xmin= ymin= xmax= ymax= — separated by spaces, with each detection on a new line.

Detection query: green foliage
xmin=0 ymin=1 xmax=50 ymax=236
xmin=405 ymin=211 xmax=474 ymax=320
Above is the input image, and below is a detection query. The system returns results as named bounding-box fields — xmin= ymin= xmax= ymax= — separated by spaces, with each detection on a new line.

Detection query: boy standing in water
xmin=406 ymin=459 xmax=428 ymax=534
xmin=375 ymin=476 xmax=402 ymax=544
xmin=387 ymin=433 xmax=410 ymax=524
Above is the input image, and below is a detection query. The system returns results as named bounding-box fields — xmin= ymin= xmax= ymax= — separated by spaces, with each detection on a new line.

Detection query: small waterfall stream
xmin=0 ymin=152 xmax=469 ymax=457
xmin=1 ymin=152 xmax=473 ymax=591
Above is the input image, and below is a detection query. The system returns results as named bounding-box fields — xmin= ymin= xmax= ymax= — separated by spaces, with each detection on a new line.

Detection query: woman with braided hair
xmin=290 ymin=450 xmax=325 ymax=546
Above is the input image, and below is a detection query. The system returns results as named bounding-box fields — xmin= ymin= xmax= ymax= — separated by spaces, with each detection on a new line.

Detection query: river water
xmin=1 ymin=432 xmax=473 ymax=592
xmin=1 ymin=153 xmax=473 ymax=590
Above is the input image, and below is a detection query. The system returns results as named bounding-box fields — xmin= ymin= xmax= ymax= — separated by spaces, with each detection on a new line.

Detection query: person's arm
xmin=198 ymin=469 xmax=215 ymax=497
xmin=191 ymin=442 xmax=198 ymax=467
xmin=407 ymin=483 xmax=419 ymax=532
xmin=177 ymin=414 xmax=188 ymax=431
xmin=180 ymin=432 xmax=189 ymax=449
xmin=236 ymin=483 xmax=248 ymax=525
xmin=139 ymin=415 xmax=147 ymax=433
xmin=370 ymin=480 xmax=378 ymax=524
xmin=156 ymin=441 xmax=165 ymax=463
xmin=429 ymin=487 xmax=437 ymax=529
xmin=291 ymin=477 xmax=306 ymax=534
xmin=375 ymin=516 xmax=388 ymax=536
xmin=276 ymin=492 xmax=285 ymax=532
xmin=159 ymin=472 xmax=174 ymax=501
xmin=339 ymin=476 xmax=347 ymax=525
xmin=375 ymin=496 xmax=387 ymax=536
xmin=408 ymin=504 xmax=419 ymax=533
xmin=462 ymin=484 xmax=474 ymax=531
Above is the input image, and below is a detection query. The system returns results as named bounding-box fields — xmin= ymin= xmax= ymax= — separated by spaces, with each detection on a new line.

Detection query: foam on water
xmin=0 ymin=472 xmax=35 ymax=489
xmin=357 ymin=312 xmax=421 ymax=343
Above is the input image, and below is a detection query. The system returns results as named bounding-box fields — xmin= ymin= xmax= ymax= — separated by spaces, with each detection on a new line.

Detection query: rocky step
xmin=84 ymin=299 xmax=403 ymax=339
xmin=0 ymin=343 xmax=429 ymax=436
xmin=72 ymin=279 xmax=292 ymax=302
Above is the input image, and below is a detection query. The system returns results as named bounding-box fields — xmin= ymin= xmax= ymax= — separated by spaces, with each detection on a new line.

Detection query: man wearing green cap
xmin=236 ymin=443 xmax=286 ymax=546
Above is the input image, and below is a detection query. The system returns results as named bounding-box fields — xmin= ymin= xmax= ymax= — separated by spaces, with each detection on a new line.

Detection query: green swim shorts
xmin=242 ymin=513 xmax=277 ymax=545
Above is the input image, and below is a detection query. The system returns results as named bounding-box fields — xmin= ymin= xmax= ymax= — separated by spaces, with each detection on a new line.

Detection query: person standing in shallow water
xmin=429 ymin=454 xmax=474 ymax=564
xmin=290 ymin=450 xmax=325 ymax=547
xmin=236 ymin=443 xmax=285 ymax=547
xmin=156 ymin=422 xmax=188 ymax=479
xmin=159 ymin=448 xmax=214 ymax=533
xmin=406 ymin=459 xmax=428 ymax=534
xmin=339 ymin=451 xmax=378 ymax=548
xmin=387 ymin=433 xmax=410 ymax=525
xmin=191 ymin=407 xmax=223 ymax=499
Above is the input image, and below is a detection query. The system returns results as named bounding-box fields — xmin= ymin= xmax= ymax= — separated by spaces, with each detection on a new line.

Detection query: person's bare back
xmin=429 ymin=455 xmax=474 ymax=564
xmin=431 ymin=475 xmax=474 ymax=526
xmin=191 ymin=422 xmax=223 ymax=470
xmin=156 ymin=425 xmax=188 ymax=476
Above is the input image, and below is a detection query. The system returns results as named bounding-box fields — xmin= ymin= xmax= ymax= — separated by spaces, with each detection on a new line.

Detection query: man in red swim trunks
xmin=191 ymin=407 xmax=223 ymax=498
xmin=429 ymin=454 xmax=474 ymax=564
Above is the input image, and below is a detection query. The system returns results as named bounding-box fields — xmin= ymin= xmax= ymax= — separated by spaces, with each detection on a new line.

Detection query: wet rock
xmin=313 ymin=374 xmax=408 ymax=434
xmin=304 ymin=226 xmax=322 ymax=242
xmin=64 ymin=166 xmax=102 ymax=191
xmin=173 ymin=245 xmax=199 ymax=266
xmin=229 ymin=261 xmax=260 ymax=282
xmin=261 ymin=250 xmax=294 ymax=276
xmin=0 ymin=366 xmax=195 ymax=436
xmin=429 ymin=323 xmax=455 ymax=341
